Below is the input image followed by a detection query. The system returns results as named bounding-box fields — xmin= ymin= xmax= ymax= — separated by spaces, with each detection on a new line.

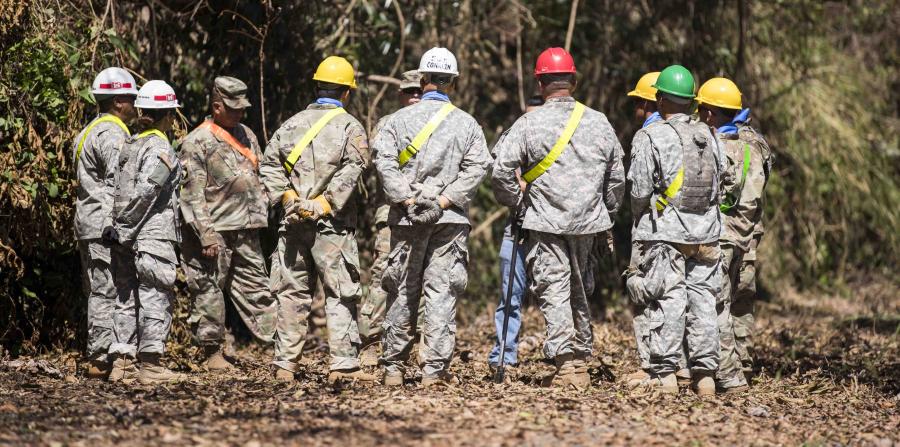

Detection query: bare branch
xmin=564 ymin=0 xmax=579 ymax=52
xmin=315 ymin=0 xmax=359 ymax=51
xmin=366 ymin=0 xmax=406 ymax=133
xmin=366 ymin=74 xmax=402 ymax=86
xmin=221 ymin=9 xmax=262 ymax=36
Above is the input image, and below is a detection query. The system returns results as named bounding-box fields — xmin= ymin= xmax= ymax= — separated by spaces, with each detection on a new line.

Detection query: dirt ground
xmin=2 ymin=285 xmax=898 ymax=446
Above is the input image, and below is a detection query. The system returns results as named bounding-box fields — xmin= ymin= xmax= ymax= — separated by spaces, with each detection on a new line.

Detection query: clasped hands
xmin=282 ymin=190 xmax=332 ymax=225
xmin=404 ymin=191 xmax=450 ymax=225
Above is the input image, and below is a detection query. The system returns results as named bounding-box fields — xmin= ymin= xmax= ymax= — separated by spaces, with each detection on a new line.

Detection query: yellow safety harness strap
xmin=398 ymin=103 xmax=456 ymax=167
xmin=655 ymin=167 xmax=685 ymax=211
xmin=75 ymin=114 xmax=129 ymax=163
xmin=137 ymin=129 xmax=169 ymax=144
xmin=522 ymin=102 xmax=585 ymax=183
xmin=284 ymin=108 xmax=346 ymax=174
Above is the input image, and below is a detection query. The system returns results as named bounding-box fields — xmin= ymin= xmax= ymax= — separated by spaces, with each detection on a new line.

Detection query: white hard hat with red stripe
xmin=91 ymin=67 xmax=139 ymax=96
xmin=135 ymin=80 xmax=182 ymax=109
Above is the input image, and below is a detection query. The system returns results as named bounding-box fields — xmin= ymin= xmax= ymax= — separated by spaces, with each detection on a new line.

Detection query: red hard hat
xmin=534 ymin=47 xmax=576 ymax=76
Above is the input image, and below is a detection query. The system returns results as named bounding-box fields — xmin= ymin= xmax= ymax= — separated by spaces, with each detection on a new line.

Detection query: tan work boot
xmin=358 ymin=343 xmax=380 ymax=368
xmin=108 ymin=355 xmax=138 ymax=383
xmin=383 ymin=371 xmax=404 ymax=387
xmin=551 ymin=354 xmax=591 ymax=390
xmin=624 ymin=370 xmax=651 ymax=388
xmin=676 ymin=368 xmax=692 ymax=386
xmin=328 ymin=368 xmax=378 ymax=384
xmin=137 ymin=353 xmax=186 ymax=385
xmin=655 ymin=372 xmax=679 ymax=394
xmin=693 ymin=374 xmax=716 ymax=397
xmin=203 ymin=346 xmax=235 ymax=371
xmin=85 ymin=358 xmax=110 ymax=379
xmin=421 ymin=371 xmax=460 ymax=387
xmin=719 ymin=384 xmax=749 ymax=394
xmin=541 ymin=353 xmax=572 ymax=387
xmin=275 ymin=368 xmax=295 ymax=383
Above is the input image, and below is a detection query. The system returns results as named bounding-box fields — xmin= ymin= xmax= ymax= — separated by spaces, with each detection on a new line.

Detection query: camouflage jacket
xmin=259 ymin=103 xmax=370 ymax=229
xmin=112 ymin=131 xmax=182 ymax=243
xmin=629 ymin=113 xmax=728 ymax=245
xmin=72 ymin=114 xmax=129 ymax=240
xmin=368 ymin=114 xmax=393 ymax=226
xmin=491 ymin=96 xmax=626 ymax=235
xmin=373 ymin=98 xmax=491 ymax=226
xmin=720 ymin=124 xmax=773 ymax=250
xmin=178 ymin=121 xmax=268 ymax=247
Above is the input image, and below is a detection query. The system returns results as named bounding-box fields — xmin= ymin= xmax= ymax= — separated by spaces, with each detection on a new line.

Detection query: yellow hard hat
xmin=313 ymin=56 xmax=357 ymax=89
xmin=627 ymin=71 xmax=660 ymax=101
xmin=696 ymin=77 xmax=742 ymax=110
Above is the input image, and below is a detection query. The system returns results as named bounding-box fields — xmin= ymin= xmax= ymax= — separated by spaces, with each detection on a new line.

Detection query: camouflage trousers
xmin=357 ymin=223 xmax=390 ymax=340
xmin=109 ymin=239 xmax=178 ymax=357
xmin=358 ymin=223 xmax=425 ymax=342
xmin=78 ymin=239 xmax=116 ymax=361
xmin=181 ymin=226 xmax=276 ymax=347
xmin=732 ymin=236 xmax=761 ymax=369
xmin=627 ymin=241 xmax=721 ymax=375
xmin=715 ymin=243 xmax=750 ymax=388
xmin=270 ymin=220 xmax=363 ymax=372
xmin=381 ymin=224 xmax=469 ymax=376
xmin=526 ymin=231 xmax=597 ymax=360
xmin=628 ymin=242 xmax=688 ymax=372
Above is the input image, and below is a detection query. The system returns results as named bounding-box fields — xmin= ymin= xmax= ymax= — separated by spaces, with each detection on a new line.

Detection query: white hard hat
xmin=91 ymin=67 xmax=139 ymax=97
xmin=418 ymin=47 xmax=459 ymax=76
xmin=134 ymin=80 xmax=181 ymax=109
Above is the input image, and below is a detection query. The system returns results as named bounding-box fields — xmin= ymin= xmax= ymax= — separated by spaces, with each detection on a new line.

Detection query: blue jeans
xmin=489 ymin=235 xmax=527 ymax=366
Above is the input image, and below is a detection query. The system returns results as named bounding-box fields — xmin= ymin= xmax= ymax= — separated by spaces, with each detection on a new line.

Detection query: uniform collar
xmin=544 ymin=96 xmax=575 ymax=104
xmin=665 ymin=113 xmax=692 ymax=123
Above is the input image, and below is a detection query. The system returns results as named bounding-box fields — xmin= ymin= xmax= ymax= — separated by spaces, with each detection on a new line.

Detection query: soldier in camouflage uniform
xmin=697 ymin=77 xmax=773 ymax=391
xmin=622 ymin=71 xmax=661 ymax=387
xmin=73 ymin=68 xmax=138 ymax=379
xmin=358 ymin=70 xmax=423 ymax=366
xmin=106 ymin=80 xmax=185 ymax=384
xmin=625 ymin=65 xmax=728 ymax=396
xmin=493 ymin=48 xmax=625 ymax=389
xmin=374 ymin=47 xmax=491 ymax=387
xmin=179 ymin=77 xmax=276 ymax=371
xmin=259 ymin=56 xmax=375 ymax=384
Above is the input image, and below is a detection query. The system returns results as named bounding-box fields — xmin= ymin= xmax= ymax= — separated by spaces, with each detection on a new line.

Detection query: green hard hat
xmin=653 ymin=65 xmax=695 ymax=98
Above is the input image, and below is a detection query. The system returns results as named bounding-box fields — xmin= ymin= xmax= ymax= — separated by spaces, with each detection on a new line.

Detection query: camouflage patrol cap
xmin=399 ymin=70 xmax=422 ymax=90
xmin=214 ymin=76 xmax=251 ymax=109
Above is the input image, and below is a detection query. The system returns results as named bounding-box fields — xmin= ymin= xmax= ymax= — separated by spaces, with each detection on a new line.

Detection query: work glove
xmin=101 ymin=226 xmax=120 ymax=245
xmin=281 ymin=190 xmax=311 ymax=225
xmin=624 ymin=269 xmax=647 ymax=307
xmin=296 ymin=196 xmax=332 ymax=221
xmin=409 ymin=198 xmax=443 ymax=225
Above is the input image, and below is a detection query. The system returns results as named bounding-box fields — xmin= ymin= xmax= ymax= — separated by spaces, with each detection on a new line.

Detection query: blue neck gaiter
xmin=718 ymin=108 xmax=751 ymax=135
xmin=421 ymin=91 xmax=450 ymax=102
xmin=316 ymin=98 xmax=343 ymax=107
xmin=642 ymin=111 xmax=662 ymax=128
